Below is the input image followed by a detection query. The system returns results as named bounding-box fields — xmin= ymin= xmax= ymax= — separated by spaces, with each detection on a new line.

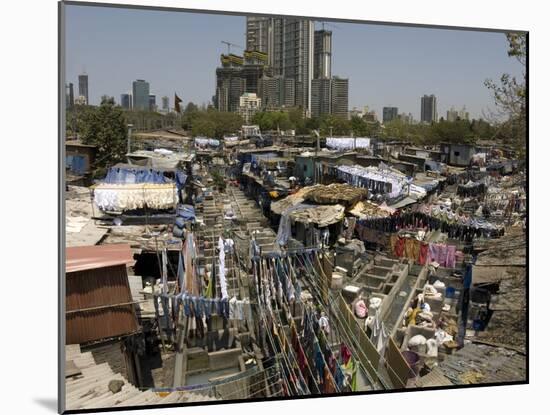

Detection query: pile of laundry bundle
xmin=94 ymin=183 xmax=177 ymax=212
xmin=457 ymin=180 xmax=486 ymax=197
xmin=335 ymin=164 xmax=412 ymax=199
xmin=326 ymin=137 xmax=371 ymax=150
xmin=173 ymin=204 xmax=195 ymax=238
xmin=194 ymin=137 xmax=220 ymax=147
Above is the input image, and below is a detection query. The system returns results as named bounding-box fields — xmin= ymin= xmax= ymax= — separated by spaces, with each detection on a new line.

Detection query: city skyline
xmin=65 ymin=4 xmax=523 ymax=120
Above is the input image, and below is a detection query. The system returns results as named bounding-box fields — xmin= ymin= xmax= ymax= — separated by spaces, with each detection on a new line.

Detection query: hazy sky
xmin=65 ymin=4 xmax=524 ymax=120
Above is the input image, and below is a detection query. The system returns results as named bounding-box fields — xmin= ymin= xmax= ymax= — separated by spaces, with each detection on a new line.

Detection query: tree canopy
xmin=80 ymin=97 xmax=128 ymax=172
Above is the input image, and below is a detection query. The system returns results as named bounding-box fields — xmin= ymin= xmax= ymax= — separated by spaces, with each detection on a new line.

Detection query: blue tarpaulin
xmin=176 ymin=204 xmax=196 ymax=222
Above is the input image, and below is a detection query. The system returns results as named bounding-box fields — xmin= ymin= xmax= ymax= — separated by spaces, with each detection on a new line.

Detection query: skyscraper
xmin=161 ymin=96 xmax=169 ymax=112
xmin=310 ymin=76 xmax=349 ymax=118
xmin=246 ymin=16 xmax=274 ymax=65
xmin=421 ymin=94 xmax=437 ymax=123
xmin=283 ymin=19 xmax=314 ymax=114
xmin=132 ymin=80 xmax=150 ymax=111
xmin=330 ymin=77 xmax=349 ymax=119
xmin=215 ymin=64 xmax=246 ymax=113
xmin=148 ymin=95 xmax=157 ymax=111
xmin=314 ymin=30 xmax=332 ymax=79
xmin=311 ymin=78 xmax=332 ymax=118
xmin=258 ymin=76 xmax=295 ymax=109
xmin=120 ymin=93 xmax=132 ymax=110
xmin=245 ymin=17 xmax=314 ymax=115
xmin=383 ymin=107 xmax=399 ymax=123
xmin=67 ymin=83 xmax=74 ymax=108
xmin=78 ymin=73 xmax=88 ymax=105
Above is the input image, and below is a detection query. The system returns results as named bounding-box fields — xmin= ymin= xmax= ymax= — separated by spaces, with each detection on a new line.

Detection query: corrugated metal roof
xmin=66 ymin=244 xmax=135 ymax=273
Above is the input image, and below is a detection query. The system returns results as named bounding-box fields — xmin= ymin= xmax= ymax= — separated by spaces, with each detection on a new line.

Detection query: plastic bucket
xmin=445 ymin=286 xmax=456 ymax=298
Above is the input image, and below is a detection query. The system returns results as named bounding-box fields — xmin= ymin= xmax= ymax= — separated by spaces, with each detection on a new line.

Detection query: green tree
xmin=80 ymin=97 xmax=127 ymax=172
xmin=484 ymin=33 xmax=526 ymax=150
xmin=319 ymin=115 xmax=350 ymax=136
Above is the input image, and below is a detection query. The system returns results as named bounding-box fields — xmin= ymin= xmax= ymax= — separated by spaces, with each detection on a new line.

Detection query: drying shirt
xmin=229 ymin=296 xmax=238 ymax=320
xmin=446 ymin=245 xmax=457 ymax=269
xmin=418 ymin=243 xmax=429 ymax=265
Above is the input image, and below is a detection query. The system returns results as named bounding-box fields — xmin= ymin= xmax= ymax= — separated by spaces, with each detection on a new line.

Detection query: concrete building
xmin=148 ymin=94 xmax=157 ymax=111
xmin=383 ymin=107 xmax=399 ymax=123
xmin=398 ymin=112 xmax=414 ymax=124
xmin=75 ymin=95 xmax=87 ymax=106
xmin=440 ymin=142 xmax=476 ymax=166
xmin=259 ymin=75 xmax=295 ymax=109
xmin=282 ymin=19 xmax=314 ymax=114
xmin=330 ymin=77 xmax=349 ymax=119
xmin=447 ymin=106 xmax=470 ymax=122
xmin=314 ymin=30 xmax=332 ymax=79
xmin=78 ymin=73 xmax=88 ymax=105
xmin=161 ymin=96 xmax=169 ymax=112
xmin=311 ymin=78 xmax=331 ymax=118
xmin=245 ymin=17 xmax=314 ymax=115
xmin=421 ymin=94 xmax=437 ymax=123
xmin=310 ymin=77 xmax=349 ymax=119
xmin=120 ymin=93 xmax=132 ymax=110
xmin=66 ymin=83 xmax=75 ymax=109
xmin=132 ymin=79 xmax=150 ymax=111
xmin=215 ymin=65 xmax=246 ymax=113
xmin=238 ymin=93 xmax=262 ymax=123
xmin=246 ymin=16 xmax=274 ymax=65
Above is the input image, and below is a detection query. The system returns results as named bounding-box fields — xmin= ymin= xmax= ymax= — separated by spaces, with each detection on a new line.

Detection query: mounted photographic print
xmin=59 ymin=1 xmax=528 ymax=413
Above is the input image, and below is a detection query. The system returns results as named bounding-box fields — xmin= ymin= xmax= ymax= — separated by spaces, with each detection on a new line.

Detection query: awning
xmin=66 ymin=244 xmax=135 ymax=273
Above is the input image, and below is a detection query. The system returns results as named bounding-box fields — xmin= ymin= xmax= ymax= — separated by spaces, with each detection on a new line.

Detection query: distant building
xmin=132 ymin=79 xmax=150 ymax=111
xmin=259 ymin=76 xmax=296 ymax=109
xmin=421 ymin=94 xmax=437 ymax=123
xmin=447 ymin=105 xmax=470 ymax=122
xmin=148 ymin=94 xmax=157 ymax=111
xmin=364 ymin=111 xmax=378 ymax=122
xmin=245 ymin=17 xmax=314 ymax=114
xmin=161 ymin=96 xmax=169 ymax=112
xmin=310 ymin=76 xmax=348 ymax=118
xmin=78 ymin=73 xmax=88 ymax=105
xmin=215 ymin=65 xmax=246 ymax=112
xmin=238 ymin=93 xmax=262 ymax=123
xmin=311 ymin=78 xmax=331 ymax=118
xmin=458 ymin=106 xmax=470 ymax=121
xmin=382 ymin=107 xmax=399 ymax=123
xmin=330 ymin=77 xmax=349 ymax=119
xmin=398 ymin=112 xmax=414 ymax=124
xmin=120 ymin=93 xmax=132 ymax=110
xmin=314 ymin=30 xmax=332 ymax=79
xmin=75 ymin=95 xmax=87 ymax=106
xmin=66 ymin=83 xmax=75 ymax=109
xmin=349 ymin=107 xmax=364 ymax=119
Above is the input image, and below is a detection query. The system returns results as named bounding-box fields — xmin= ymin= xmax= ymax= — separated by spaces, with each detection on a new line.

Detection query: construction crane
xmin=221 ymin=40 xmax=243 ymax=55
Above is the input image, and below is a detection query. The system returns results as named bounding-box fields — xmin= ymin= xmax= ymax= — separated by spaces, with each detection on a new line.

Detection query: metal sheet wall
xmin=66 ymin=265 xmax=138 ymax=344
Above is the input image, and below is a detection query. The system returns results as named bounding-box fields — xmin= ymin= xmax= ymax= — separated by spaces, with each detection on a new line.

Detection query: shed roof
xmin=66 ymin=244 xmax=135 ymax=273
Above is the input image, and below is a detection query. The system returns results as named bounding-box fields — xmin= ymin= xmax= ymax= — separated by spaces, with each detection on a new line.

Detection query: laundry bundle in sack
xmin=173 ymin=204 xmax=195 ymax=238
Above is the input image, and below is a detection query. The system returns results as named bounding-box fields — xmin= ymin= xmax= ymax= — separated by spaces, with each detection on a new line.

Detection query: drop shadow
xmin=34 ymin=398 xmax=58 ymax=413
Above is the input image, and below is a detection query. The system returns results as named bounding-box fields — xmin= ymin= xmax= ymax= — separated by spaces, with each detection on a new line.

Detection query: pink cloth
xmin=446 ymin=245 xmax=457 ymax=268
xmin=428 ymin=243 xmax=439 ymax=263
xmin=437 ymin=244 xmax=448 ymax=266
xmin=354 ymin=300 xmax=367 ymax=318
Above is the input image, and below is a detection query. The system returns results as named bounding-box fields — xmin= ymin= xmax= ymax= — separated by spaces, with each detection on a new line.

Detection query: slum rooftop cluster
xmin=63 ymin=129 xmax=526 ymax=410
